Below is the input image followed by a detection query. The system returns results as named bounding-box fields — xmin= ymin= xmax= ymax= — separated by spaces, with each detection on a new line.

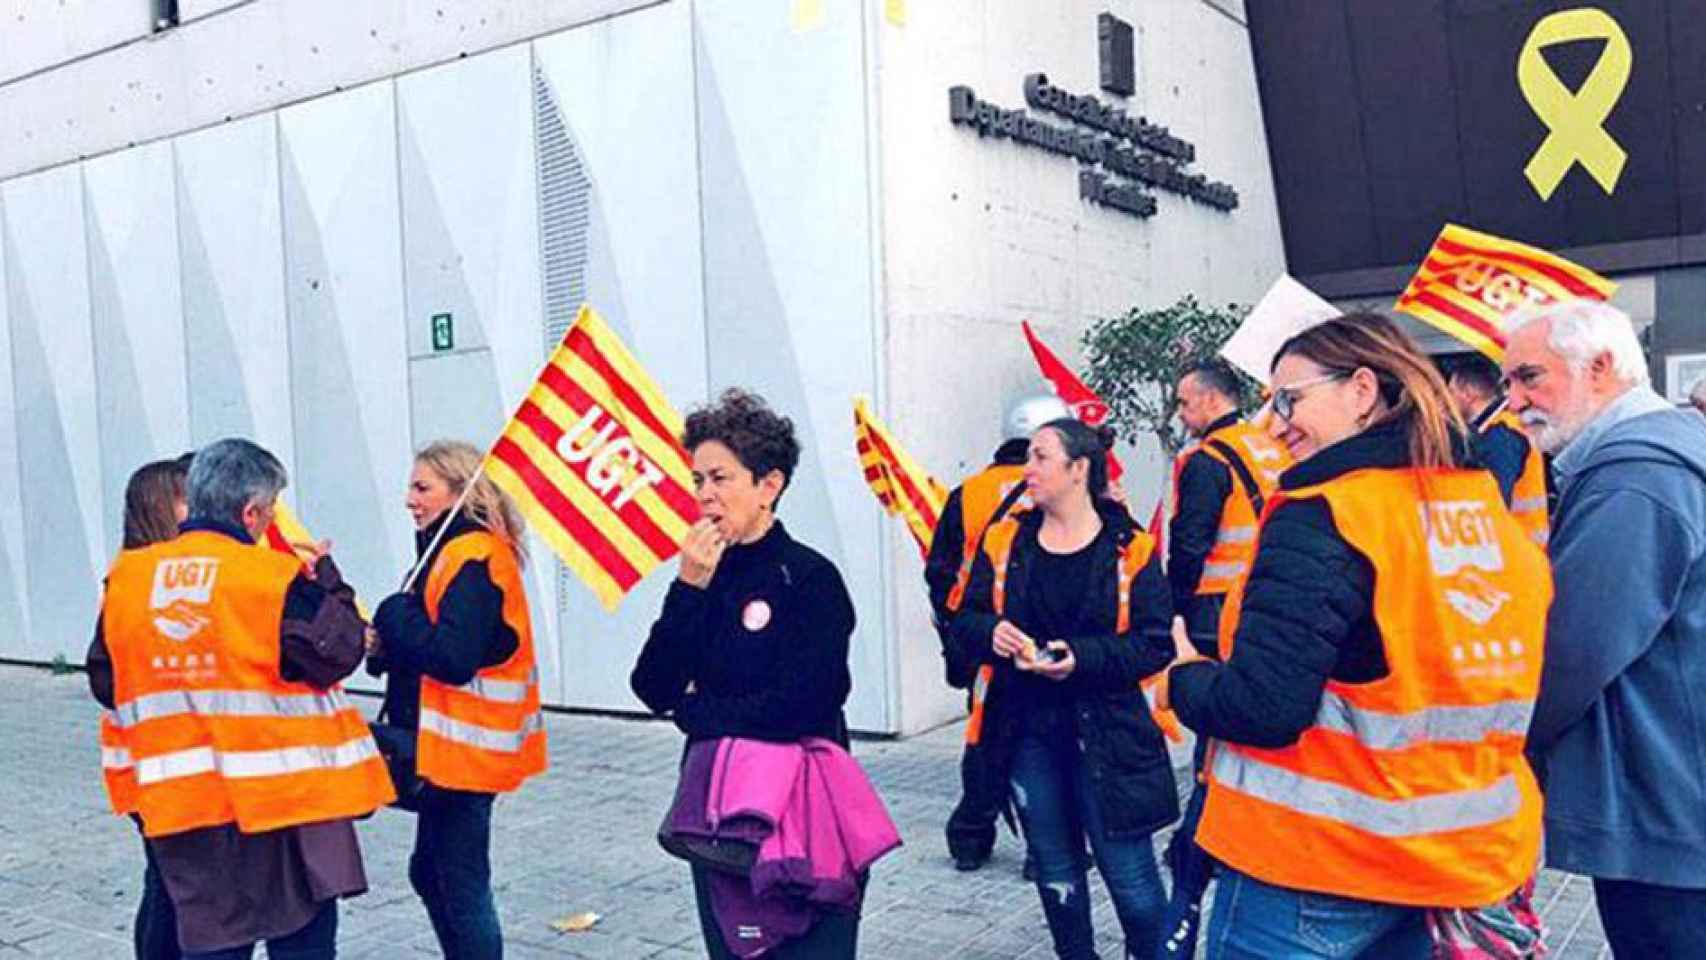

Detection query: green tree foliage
xmin=1081 ymin=296 xmax=1250 ymax=457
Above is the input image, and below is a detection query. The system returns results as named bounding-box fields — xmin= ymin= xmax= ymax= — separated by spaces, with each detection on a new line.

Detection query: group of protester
xmin=89 ymin=299 xmax=1704 ymax=959
xmin=926 ymin=302 xmax=1705 ymax=959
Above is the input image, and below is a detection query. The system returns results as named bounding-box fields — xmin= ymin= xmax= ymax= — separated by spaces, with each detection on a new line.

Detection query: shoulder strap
xmin=1205 ymin=437 xmax=1266 ymax=517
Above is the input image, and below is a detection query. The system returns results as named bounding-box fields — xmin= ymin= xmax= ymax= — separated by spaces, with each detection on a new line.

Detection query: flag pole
xmin=394 ymin=303 xmax=591 ymax=594
xmin=398 ymin=459 xmax=489 ymax=594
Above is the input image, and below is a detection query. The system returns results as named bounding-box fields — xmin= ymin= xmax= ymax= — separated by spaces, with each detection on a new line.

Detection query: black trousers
xmin=1593 ymin=877 xmax=1706 ymax=958
xmin=691 ymin=865 xmax=860 ymax=959
xmin=945 ymin=737 xmax=1007 ymax=862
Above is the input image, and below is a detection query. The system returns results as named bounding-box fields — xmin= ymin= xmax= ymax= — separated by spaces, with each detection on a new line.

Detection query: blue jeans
xmin=180 ymin=901 xmax=336 ymax=960
xmin=1205 ymin=868 xmax=1431 ymax=959
xmin=410 ymin=787 xmax=502 ymax=959
xmin=1011 ymin=734 xmax=1167 ymax=959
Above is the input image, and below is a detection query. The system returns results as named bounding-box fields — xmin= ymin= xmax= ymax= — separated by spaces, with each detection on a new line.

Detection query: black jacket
xmin=947 ymin=504 xmax=1178 ymax=838
xmin=1471 ymin=399 xmax=1531 ymax=508
xmin=1168 ymin=417 xmax=1470 ymax=748
xmin=631 ymin=520 xmax=855 ymax=745
xmin=1168 ymin=411 xmax=1238 ymax=611
xmin=368 ymin=511 xmax=518 ymax=731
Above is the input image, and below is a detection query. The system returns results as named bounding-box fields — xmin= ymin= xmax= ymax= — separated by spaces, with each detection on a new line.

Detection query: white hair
xmin=1505 ymin=300 xmax=1650 ymax=387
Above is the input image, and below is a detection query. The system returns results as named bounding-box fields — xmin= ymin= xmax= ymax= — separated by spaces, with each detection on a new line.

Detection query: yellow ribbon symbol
xmin=1517 ymin=8 xmax=1632 ymax=201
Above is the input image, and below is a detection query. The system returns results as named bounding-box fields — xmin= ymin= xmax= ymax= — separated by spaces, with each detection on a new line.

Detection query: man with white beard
xmin=1502 ymin=300 xmax=1706 ymax=957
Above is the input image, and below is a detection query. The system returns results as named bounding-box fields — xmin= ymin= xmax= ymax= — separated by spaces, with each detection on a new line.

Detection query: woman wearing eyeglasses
xmin=1155 ymin=313 xmax=1550 ymax=958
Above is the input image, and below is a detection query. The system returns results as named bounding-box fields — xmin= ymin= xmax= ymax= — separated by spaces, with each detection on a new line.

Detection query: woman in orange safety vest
xmin=1155 ymin=313 xmax=1549 ymax=959
xmin=368 ymin=440 xmax=545 ymax=960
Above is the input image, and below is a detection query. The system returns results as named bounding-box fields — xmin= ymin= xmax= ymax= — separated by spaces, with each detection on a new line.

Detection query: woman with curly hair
xmin=631 ymin=388 xmax=862 ymax=958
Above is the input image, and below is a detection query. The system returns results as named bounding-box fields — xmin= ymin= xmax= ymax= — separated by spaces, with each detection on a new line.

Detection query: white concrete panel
xmin=3 ymin=165 xmax=103 ymax=661
xmin=0 ymin=1 xmax=151 ymax=84
xmin=534 ymin=2 xmax=711 ymax=712
xmin=84 ymin=141 xmax=192 ymax=554
xmin=398 ymin=44 xmax=568 ymax=700
xmin=175 ymin=114 xmax=294 ymax=463
xmin=277 ymin=81 xmax=413 ymax=672
xmin=0 ymin=0 xmax=667 ymax=182
xmin=695 ymin=0 xmax=888 ymax=730
xmin=0 ymin=206 xmax=29 ymax=655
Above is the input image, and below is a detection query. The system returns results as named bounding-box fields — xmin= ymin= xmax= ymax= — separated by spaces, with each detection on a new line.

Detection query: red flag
xmin=1021 ymin=321 xmax=1123 ymax=483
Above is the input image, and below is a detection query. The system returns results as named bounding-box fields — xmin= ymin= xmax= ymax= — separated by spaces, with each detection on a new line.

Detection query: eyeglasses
xmin=1272 ymin=371 xmax=1349 ymax=421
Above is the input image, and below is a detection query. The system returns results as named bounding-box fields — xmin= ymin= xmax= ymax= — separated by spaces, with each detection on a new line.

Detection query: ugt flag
xmin=1395 ymin=224 xmax=1616 ymax=361
xmin=485 ymin=305 xmax=698 ymax=610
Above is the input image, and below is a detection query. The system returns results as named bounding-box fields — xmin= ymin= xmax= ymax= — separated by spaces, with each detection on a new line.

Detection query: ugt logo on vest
xmin=556 ymin=403 xmax=667 ymax=511
xmin=1420 ymin=501 xmax=1505 ymax=577
xmin=149 ymin=558 xmax=219 ymax=641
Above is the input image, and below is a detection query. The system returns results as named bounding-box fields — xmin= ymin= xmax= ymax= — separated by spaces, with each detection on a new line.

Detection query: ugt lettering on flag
xmin=485 ymin=305 xmax=698 ymax=611
xmin=1395 ymin=224 xmax=1616 ymax=361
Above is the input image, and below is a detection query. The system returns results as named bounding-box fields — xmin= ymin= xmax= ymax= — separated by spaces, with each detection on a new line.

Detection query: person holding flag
xmin=367 ymin=439 xmax=545 ymax=960
xmin=630 ymin=388 xmax=866 ymax=958
xmin=947 ymin=417 xmax=1176 ymax=960
xmin=925 ymin=393 xmax=1069 ymax=874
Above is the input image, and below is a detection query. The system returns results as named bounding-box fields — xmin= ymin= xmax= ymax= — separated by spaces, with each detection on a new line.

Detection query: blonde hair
xmin=416 ymin=440 xmax=528 ymax=568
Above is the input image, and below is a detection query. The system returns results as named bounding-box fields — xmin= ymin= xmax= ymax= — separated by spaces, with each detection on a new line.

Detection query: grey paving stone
xmin=1 ymin=663 xmax=1608 ymax=958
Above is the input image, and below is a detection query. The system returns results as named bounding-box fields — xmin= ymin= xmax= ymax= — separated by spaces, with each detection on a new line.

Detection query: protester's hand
xmin=991 ymin=620 xmax=1034 ymax=660
xmin=1020 ymin=640 xmax=1075 ymax=681
xmin=1102 ymin=484 xmax=1128 ymax=506
xmin=1169 ymin=615 xmax=1206 ymax=668
xmin=678 ymin=519 xmax=727 ymax=589
xmin=292 ymin=539 xmax=332 ymax=578
xmin=364 ymin=626 xmax=382 ymax=658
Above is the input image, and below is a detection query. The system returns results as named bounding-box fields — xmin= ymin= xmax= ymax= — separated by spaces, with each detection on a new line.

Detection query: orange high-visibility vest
xmin=99 ymin=710 xmax=139 ymax=815
xmin=1170 ymin=421 xmax=1292 ymax=595
xmin=103 ymin=531 xmax=395 ymax=838
xmin=416 ymin=531 xmax=546 ymax=794
xmin=944 ymin=463 xmax=1029 ymax=614
xmin=1196 ymin=468 xmax=1549 ymax=908
xmin=1483 ymin=409 xmax=1550 ymax=548
xmin=963 ymin=519 xmax=1180 ymax=745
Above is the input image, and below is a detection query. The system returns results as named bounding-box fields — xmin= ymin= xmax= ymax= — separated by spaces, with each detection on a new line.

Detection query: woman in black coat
xmin=947 ymin=418 xmax=1177 ymax=960
xmin=630 ymin=388 xmax=860 ymax=959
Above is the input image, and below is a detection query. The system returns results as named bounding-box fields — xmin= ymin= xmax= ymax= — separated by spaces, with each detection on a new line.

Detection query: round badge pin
xmin=742 ymin=599 xmax=772 ymax=632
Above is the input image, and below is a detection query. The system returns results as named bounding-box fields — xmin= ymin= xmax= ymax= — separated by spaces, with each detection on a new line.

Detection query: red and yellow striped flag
xmin=1395 ymin=223 xmax=1617 ymax=361
xmin=854 ymin=397 xmax=947 ymax=557
xmin=485 ymin=305 xmax=698 ymax=610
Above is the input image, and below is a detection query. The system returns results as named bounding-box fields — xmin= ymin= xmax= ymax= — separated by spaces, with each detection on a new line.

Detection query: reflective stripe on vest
xmin=1195 ymin=468 xmax=1548 ymax=908
xmin=111 ymin=687 xmax=355 ymax=728
xmin=417 ymin=530 xmax=547 ymax=793
xmin=138 ymin=735 xmax=381 ymax=785
xmin=1210 ymin=749 xmax=1523 ymax=839
xmin=419 ymin=708 xmax=545 ymax=755
xmin=945 ymin=464 xmax=1029 ymax=614
xmin=99 ymin=709 xmax=140 ymax=815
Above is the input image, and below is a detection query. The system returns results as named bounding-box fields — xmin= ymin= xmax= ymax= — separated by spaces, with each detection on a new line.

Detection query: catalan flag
xmin=1395 ymin=224 xmax=1617 ymax=361
xmin=263 ymin=500 xmax=320 ymax=568
xmin=854 ymin=397 xmax=948 ymax=557
xmin=485 ymin=305 xmax=698 ymax=611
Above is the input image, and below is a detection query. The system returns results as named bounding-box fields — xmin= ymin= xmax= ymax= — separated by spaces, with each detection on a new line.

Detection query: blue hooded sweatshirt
xmin=1527 ymin=398 xmax=1706 ymax=887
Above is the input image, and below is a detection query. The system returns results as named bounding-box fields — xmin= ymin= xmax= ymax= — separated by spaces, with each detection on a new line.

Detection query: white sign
xmin=1221 ymin=275 xmax=1341 ymax=385
xmin=1664 ymin=353 xmax=1706 ymax=404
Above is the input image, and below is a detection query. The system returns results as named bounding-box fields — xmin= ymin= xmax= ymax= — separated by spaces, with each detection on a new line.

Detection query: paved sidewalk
xmin=1 ymin=664 xmax=1607 ymax=958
